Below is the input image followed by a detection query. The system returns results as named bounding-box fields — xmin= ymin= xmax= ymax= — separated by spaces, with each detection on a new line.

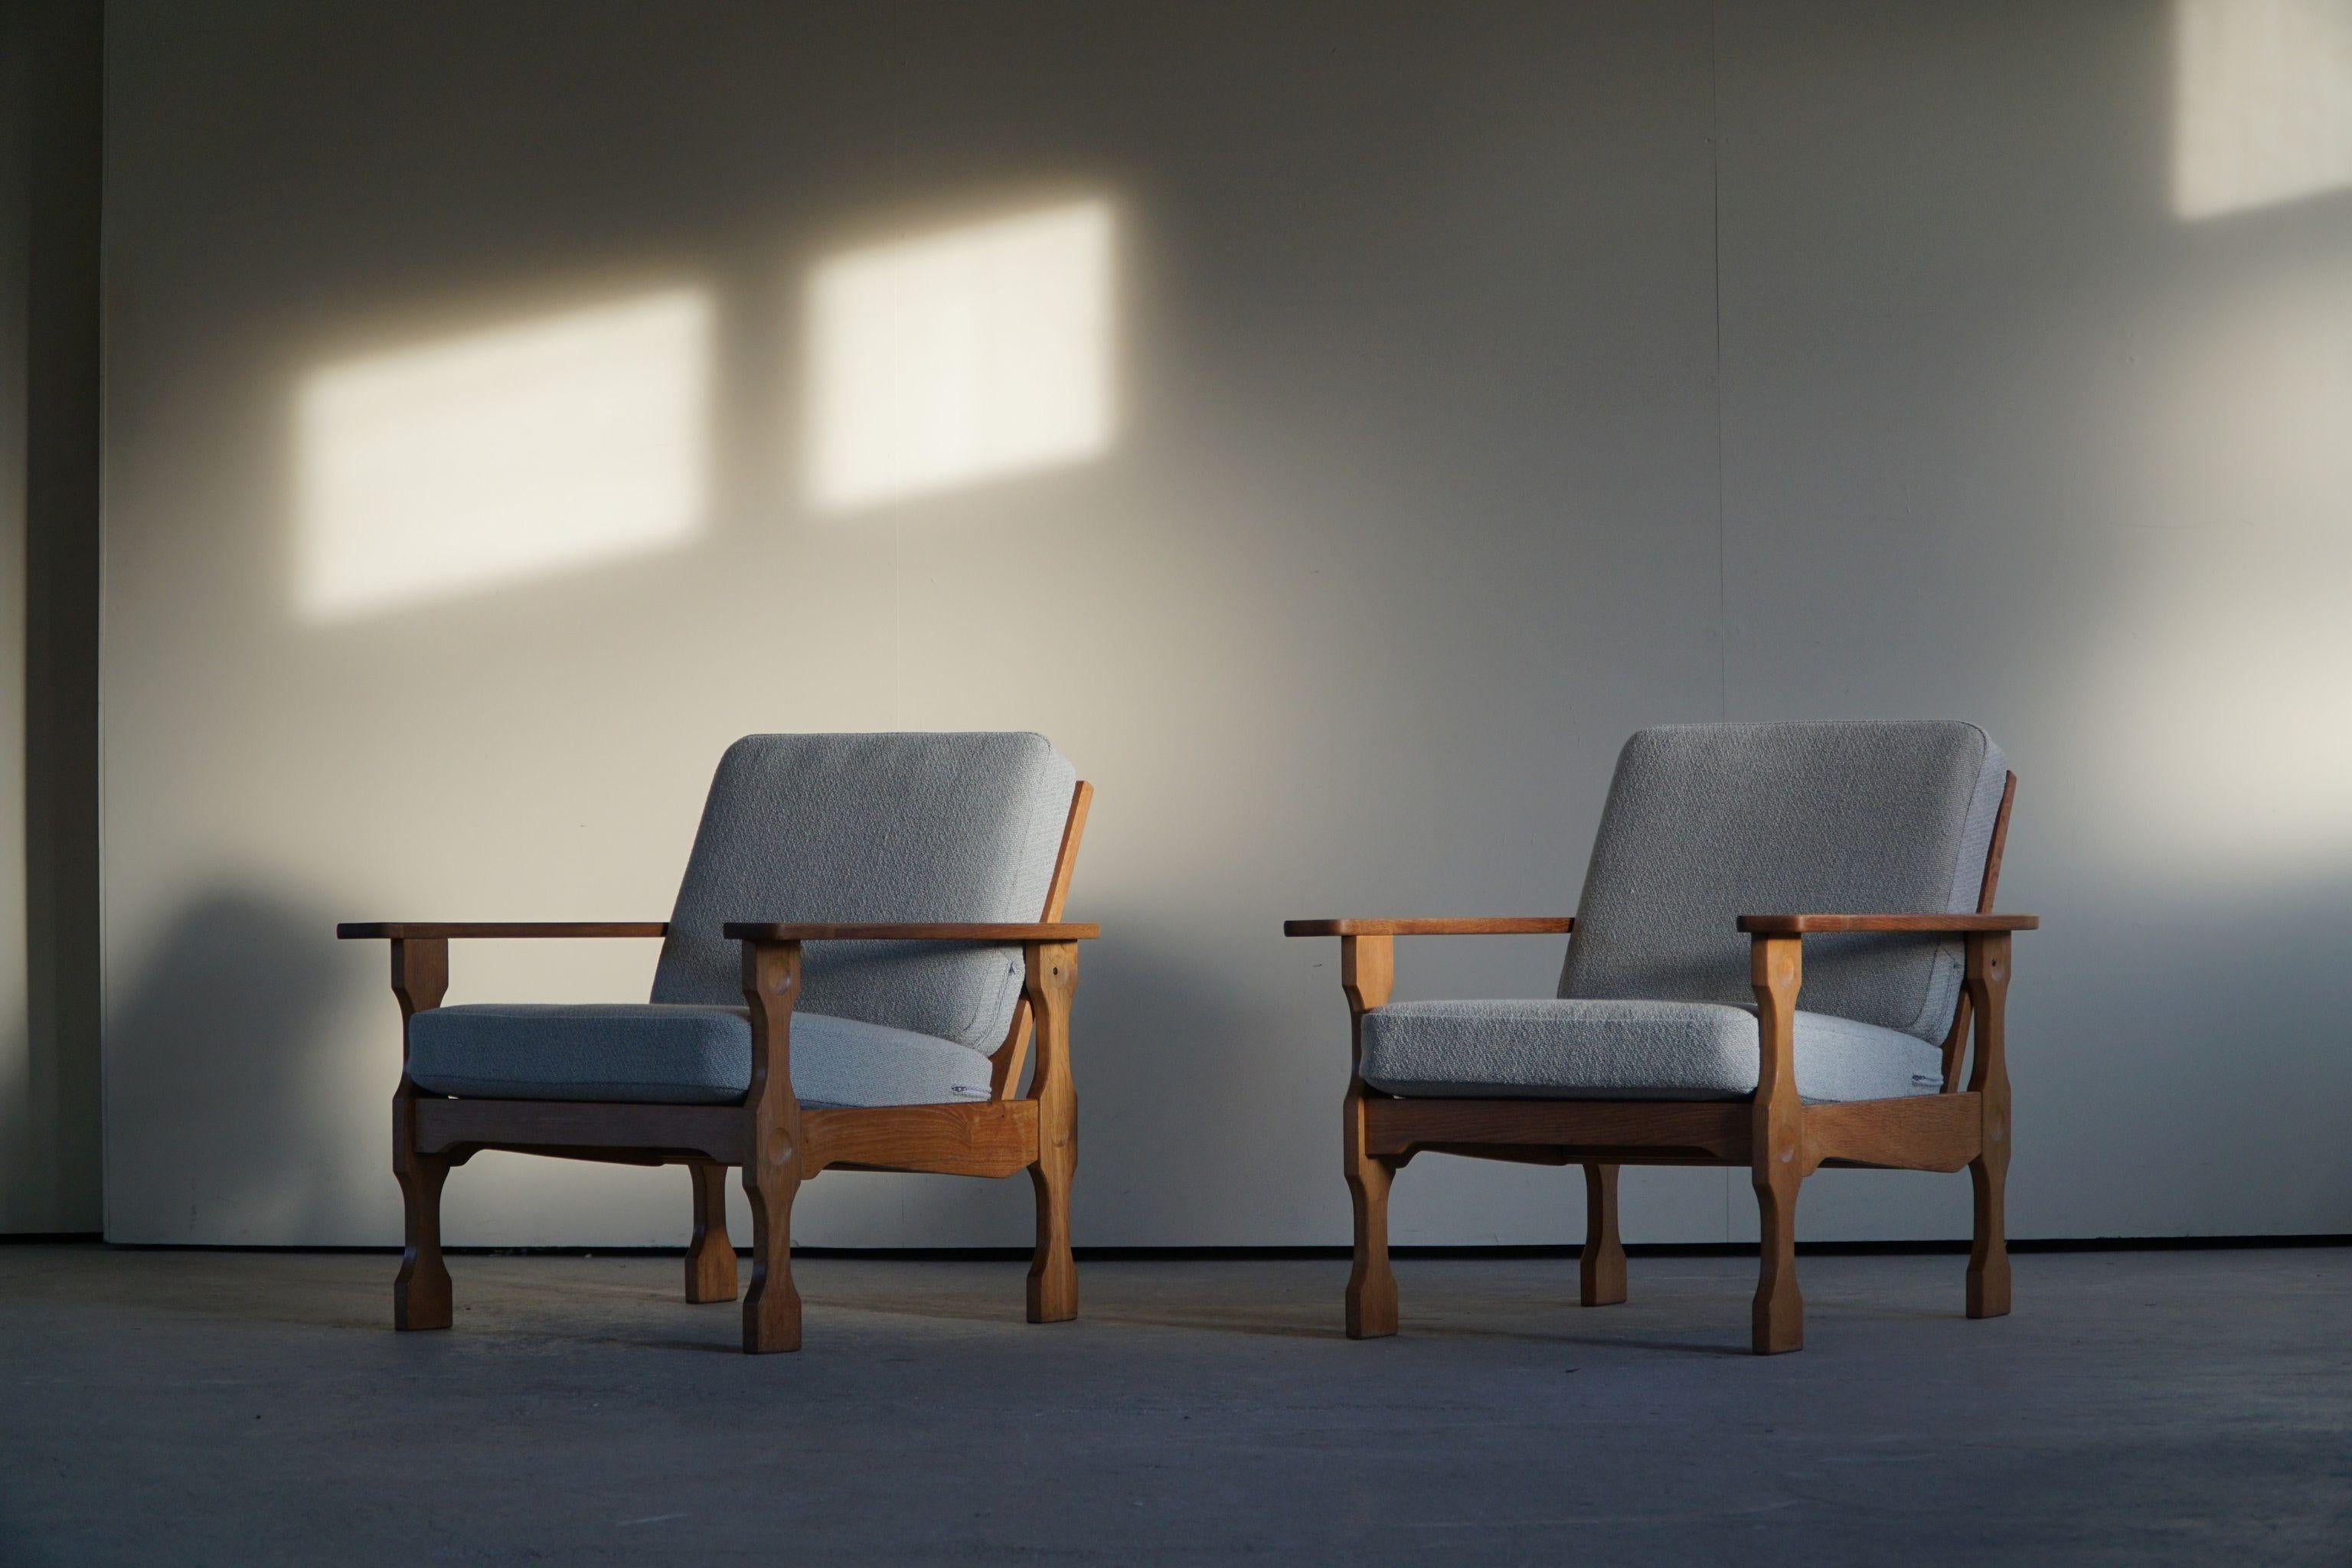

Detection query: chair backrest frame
xmin=988 ymin=779 xmax=1093 ymax=1099
xmin=1937 ymin=771 xmax=2016 ymax=1092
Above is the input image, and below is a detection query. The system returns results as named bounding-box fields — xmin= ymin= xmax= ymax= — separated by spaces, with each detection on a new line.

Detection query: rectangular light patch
xmin=297 ymin=288 xmax=710 ymax=619
xmin=2174 ymin=0 xmax=2352 ymax=219
xmin=808 ymin=201 xmax=1115 ymax=510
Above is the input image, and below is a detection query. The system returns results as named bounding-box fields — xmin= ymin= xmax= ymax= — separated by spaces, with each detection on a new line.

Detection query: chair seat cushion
xmin=405 ymin=1004 xmax=995 ymax=1108
xmin=1357 ymin=999 xmax=1945 ymax=1104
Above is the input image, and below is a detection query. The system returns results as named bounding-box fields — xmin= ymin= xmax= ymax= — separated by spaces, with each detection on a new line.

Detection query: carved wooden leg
xmin=388 ymin=942 xmax=452 ymax=1334
xmin=1579 ymin=1161 xmax=1627 ymax=1307
xmin=739 ymin=936 xmax=805 ymax=1353
xmin=1338 ymin=936 xmax=1399 ymax=1339
xmin=1968 ymin=1145 xmax=2011 ymax=1318
xmin=1027 ymin=1154 xmax=1078 ymax=1324
xmin=741 ymin=1151 xmax=802 ymax=1354
xmin=1344 ymin=1096 xmax=1400 ymax=1338
xmin=685 ymin=1160 xmax=738 ymax=1305
xmin=1749 ymin=932 xmax=1807 ymax=1354
xmin=393 ymin=1146 xmax=453 ymax=1332
xmin=1752 ymin=1161 xmax=1805 ymax=1354
xmin=1025 ymin=941 xmax=1080 ymax=1324
xmin=1966 ymin=933 xmax=2014 ymax=1319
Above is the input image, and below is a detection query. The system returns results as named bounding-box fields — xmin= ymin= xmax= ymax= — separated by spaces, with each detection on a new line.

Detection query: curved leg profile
xmin=1027 ymin=1156 xmax=1078 ymax=1323
xmin=394 ymin=1146 xmax=454 ymax=1331
xmin=1025 ymin=941 xmax=1080 ymax=1323
xmin=1344 ymin=1093 xmax=1400 ymax=1338
xmin=1750 ymin=933 xmax=1806 ymax=1354
xmin=1579 ymin=1162 xmax=1627 ymax=1307
xmin=685 ymin=1159 xmax=738 ymax=1305
xmin=1966 ymin=933 xmax=2014 ymax=1319
xmin=1752 ymin=1161 xmax=1805 ymax=1354
xmin=741 ymin=1152 xmax=802 ymax=1353
xmin=1968 ymin=1149 xmax=2010 ymax=1318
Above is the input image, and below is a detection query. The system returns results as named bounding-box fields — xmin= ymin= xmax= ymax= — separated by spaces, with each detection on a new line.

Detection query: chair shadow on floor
xmin=792 ymin=1263 xmax=1756 ymax=1356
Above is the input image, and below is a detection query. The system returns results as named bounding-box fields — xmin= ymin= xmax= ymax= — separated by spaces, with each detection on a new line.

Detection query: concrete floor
xmin=0 ymin=1245 xmax=2346 ymax=1565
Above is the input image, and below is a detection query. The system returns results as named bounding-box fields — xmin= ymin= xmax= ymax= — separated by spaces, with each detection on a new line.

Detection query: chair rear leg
xmin=1579 ymin=1162 xmax=1627 ymax=1307
xmin=741 ymin=1152 xmax=802 ymax=1353
xmin=685 ymin=1159 xmax=738 ymax=1305
xmin=393 ymin=1148 xmax=454 ymax=1331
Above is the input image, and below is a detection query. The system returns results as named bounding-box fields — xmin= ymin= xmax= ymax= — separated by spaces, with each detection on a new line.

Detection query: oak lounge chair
xmin=340 ymin=732 xmax=1096 ymax=1353
xmin=1286 ymin=720 xmax=2036 ymax=1354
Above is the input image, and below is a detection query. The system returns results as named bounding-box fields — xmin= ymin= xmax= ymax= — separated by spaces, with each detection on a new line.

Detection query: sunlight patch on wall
xmin=2079 ymin=266 xmax=2352 ymax=870
xmin=2174 ymin=0 xmax=2352 ymax=219
xmin=806 ymin=200 xmax=1115 ymax=511
xmin=2078 ymin=534 xmax=2352 ymax=870
xmin=296 ymin=288 xmax=710 ymax=620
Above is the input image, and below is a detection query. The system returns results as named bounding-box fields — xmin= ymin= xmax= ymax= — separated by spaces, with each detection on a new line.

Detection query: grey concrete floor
xmin=0 ymin=1244 xmax=2346 ymax=1566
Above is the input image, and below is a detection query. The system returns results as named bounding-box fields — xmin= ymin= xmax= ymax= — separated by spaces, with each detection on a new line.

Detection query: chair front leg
xmin=1749 ymin=934 xmax=1808 ymax=1354
xmin=1024 ymin=941 xmax=1080 ymax=1323
xmin=1965 ymin=932 xmax=2013 ymax=1319
xmin=393 ymin=1113 xmax=454 ymax=1331
xmin=684 ymin=1160 xmax=738 ymax=1305
xmin=742 ymin=1155 xmax=801 ymax=1352
xmin=1339 ymin=934 xmax=1400 ymax=1338
xmin=740 ymin=939 xmax=805 ymax=1354
xmin=1344 ymin=1093 xmax=1400 ymax=1338
xmin=390 ymin=938 xmax=453 ymax=1331
xmin=1579 ymin=1163 xmax=1627 ymax=1307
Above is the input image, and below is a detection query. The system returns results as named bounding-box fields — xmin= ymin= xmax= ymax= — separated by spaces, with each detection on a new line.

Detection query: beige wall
xmin=99 ymin=1 xmax=2352 ymax=1246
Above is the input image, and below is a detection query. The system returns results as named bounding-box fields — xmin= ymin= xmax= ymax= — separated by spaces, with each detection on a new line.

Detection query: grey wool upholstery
xmin=410 ymin=732 xmax=1075 ymax=1109
xmin=654 ymin=732 xmax=1076 ymax=1054
xmin=1366 ymin=720 xmax=2004 ymax=1102
xmin=1358 ymin=999 xmax=1946 ymax=1104
xmin=406 ymin=1004 xmax=995 ymax=1108
xmin=1559 ymin=720 xmax=2006 ymax=1042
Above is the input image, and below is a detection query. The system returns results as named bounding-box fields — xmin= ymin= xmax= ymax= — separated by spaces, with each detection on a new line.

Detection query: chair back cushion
xmin=652 ymin=733 xmax=1077 ymax=1054
xmin=1557 ymin=720 xmax=2007 ymax=1042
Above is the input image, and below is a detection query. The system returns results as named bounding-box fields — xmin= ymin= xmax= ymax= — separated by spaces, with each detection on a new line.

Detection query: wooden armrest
xmin=722 ymin=922 xmax=1099 ymax=942
xmin=1283 ymin=917 xmax=1575 ymax=937
xmin=1736 ymin=913 xmax=2040 ymax=934
xmin=336 ymin=922 xmax=668 ymax=939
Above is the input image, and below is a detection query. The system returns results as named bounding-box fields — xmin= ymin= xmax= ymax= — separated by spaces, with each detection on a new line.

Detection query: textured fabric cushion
xmin=652 ymin=733 xmax=1076 ymax=1054
xmin=1359 ymin=999 xmax=1945 ymax=1104
xmin=1558 ymin=720 xmax=2007 ymax=1044
xmin=405 ymin=1004 xmax=995 ymax=1108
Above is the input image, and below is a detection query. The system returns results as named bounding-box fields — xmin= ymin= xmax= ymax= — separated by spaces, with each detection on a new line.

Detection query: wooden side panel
xmin=804 ymin=1100 xmax=1041 ymax=1178
xmin=1361 ymin=1098 xmax=1749 ymax=1162
xmin=413 ymin=1098 xmax=749 ymax=1164
xmin=1806 ymin=1093 xmax=1982 ymax=1172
